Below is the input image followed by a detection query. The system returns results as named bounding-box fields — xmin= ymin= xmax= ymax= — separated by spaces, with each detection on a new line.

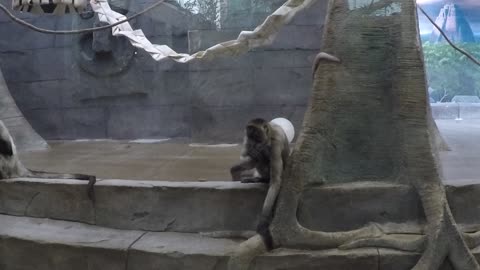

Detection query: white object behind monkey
xmin=270 ymin=118 xmax=295 ymax=143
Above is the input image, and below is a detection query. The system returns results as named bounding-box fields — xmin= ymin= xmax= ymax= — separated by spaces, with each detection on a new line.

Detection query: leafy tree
xmin=422 ymin=42 xmax=480 ymax=102
xmin=182 ymin=0 xmax=220 ymax=24
xmin=180 ymin=0 xmax=283 ymax=27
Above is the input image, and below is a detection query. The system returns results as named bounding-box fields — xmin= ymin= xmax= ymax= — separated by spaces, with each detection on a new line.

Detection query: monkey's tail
xmin=28 ymin=170 xmax=96 ymax=202
xmin=29 ymin=170 xmax=95 ymax=181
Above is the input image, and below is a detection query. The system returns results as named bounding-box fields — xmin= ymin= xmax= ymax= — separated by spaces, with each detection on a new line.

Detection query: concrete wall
xmin=431 ymin=103 xmax=480 ymax=119
xmin=0 ymin=0 xmax=327 ymax=142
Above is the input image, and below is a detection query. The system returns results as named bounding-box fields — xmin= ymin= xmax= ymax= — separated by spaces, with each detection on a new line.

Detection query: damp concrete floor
xmin=19 ymin=140 xmax=242 ymax=181
xmin=17 ymin=120 xmax=480 ymax=182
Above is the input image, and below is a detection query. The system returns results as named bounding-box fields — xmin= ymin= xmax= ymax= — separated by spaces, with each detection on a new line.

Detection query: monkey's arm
xmin=257 ymin=140 xmax=284 ymax=250
xmin=262 ymin=141 xmax=283 ymax=217
xmin=230 ymin=157 xmax=256 ymax=181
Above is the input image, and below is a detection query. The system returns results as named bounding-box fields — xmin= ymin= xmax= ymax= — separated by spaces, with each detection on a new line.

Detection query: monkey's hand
xmin=230 ymin=157 xmax=255 ymax=181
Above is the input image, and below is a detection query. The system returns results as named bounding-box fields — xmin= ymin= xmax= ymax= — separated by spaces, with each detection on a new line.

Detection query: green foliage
xmin=182 ymin=0 xmax=220 ymax=23
xmin=180 ymin=0 xmax=281 ymax=25
xmin=422 ymin=42 xmax=480 ymax=102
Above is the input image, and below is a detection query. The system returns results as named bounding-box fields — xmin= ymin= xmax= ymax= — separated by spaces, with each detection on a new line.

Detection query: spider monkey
xmin=0 ymin=121 xmax=96 ymax=202
xmin=230 ymin=118 xmax=290 ymax=250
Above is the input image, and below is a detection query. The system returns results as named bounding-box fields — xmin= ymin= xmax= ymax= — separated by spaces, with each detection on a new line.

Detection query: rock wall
xmin=0 ymin=67 xmax=47 ymax=151
xmin=0 ymin=0 xmax=327 ymax=142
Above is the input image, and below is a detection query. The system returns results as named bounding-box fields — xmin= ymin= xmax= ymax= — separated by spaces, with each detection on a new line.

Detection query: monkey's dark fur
xmin=257 ymin=208 xmax=275 ymax=250
xmin=230 ymin=118 xmax=290 ymax=250
xmin=0 ymin=121 xmax=96 ymax=202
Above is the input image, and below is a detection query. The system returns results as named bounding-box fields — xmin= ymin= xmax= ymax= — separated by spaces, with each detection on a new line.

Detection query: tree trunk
xmin=268 ymin=0 xmax=478 ymax=269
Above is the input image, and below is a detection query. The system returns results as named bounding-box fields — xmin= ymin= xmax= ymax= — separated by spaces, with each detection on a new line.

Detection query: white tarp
xmin=91 ymin=0 xmax=317 ymax=63
xmin=12 ymin=0 xmax=317 ymax=63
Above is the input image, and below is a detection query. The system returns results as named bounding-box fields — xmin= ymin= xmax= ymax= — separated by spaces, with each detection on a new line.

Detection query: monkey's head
xmin=246 ymin=118 xmax=269 ymax=143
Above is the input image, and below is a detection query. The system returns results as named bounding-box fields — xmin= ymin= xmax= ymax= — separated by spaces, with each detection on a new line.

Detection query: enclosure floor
xmin=16 ymin=119 xmax=480 ymax=182
xmin=19 ymin=139 xmax=242 ymax=181
xmin=437 ymin=119 xmax=480 ymax=185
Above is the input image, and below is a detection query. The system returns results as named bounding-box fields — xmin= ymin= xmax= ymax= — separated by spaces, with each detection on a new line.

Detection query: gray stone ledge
xmin=94 ymin=180 xmax=267 ymax=232
xmin=1 ymin=179 xmax=480 ymax=233
xmin=0 ymin=214 xmax=143 ymax=249
xmin=0 ymin=214 xmax=471 ymax=270
xmin=0 ymin=214 xmax=139 ymax=270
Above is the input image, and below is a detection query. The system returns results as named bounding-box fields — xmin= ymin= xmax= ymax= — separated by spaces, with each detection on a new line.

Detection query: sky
xmin=417 ymin=0 xmax=480 ymax=35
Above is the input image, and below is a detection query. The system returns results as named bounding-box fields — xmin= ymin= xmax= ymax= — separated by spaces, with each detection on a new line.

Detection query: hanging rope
xmin=0 ymin=0 xmax=165 ymax=35
xmin=1 ymin=0 xmax=317 ymax=63
xmin=90 ymin=0 xmax=317 ymax=63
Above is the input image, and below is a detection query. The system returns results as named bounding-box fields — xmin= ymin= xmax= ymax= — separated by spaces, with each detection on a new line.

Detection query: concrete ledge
xmin=1 ymin=179 xmax=480 ymax=232
xmin=0 ymin=178 xmax=267 ymax=232
xmin=0 ymin=214 xmax=465 ymax=270
xmin=94 ymin=180 xmax=266 ymax=232
xmin=0 ymin=214 xmax=142 ymax=270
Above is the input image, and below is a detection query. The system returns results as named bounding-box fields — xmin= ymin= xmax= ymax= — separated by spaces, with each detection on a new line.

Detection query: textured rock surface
xmin=0 ymin=178 xmax=95 ymax=224
xmin=1 ymin=178 xmax=480 ymax=233
xmin=0 ymin=215 xmax=141 ymax=270
xmin=298 ymin=182 xmax=425 ymax=232
xmin=94 ymin=180 xmax=267 ymax=232
xmin=128 ymin=231 xmax=238 ymax=270
xmin=0 ymin=214 xmax=472 ymax=270
xmin=0 ymin=0 xmax=327 ymax=142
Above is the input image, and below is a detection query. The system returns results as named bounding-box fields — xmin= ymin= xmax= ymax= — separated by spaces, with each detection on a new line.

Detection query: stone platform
xmin=0 ymin=214 xmax=463 ymax=270
xmin=0 ymin=178 xmax=480 ymax=269
xmin=2 ymin=178 xmax=480 ymax=232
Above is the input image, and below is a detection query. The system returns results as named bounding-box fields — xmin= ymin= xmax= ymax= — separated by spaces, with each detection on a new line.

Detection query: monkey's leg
xmin=230 ymin=158 xmax=256 ymax=181
xmin=241 ymin=177 xmax=269 ymax=183
xmin=240 ymin=162 xmax=270 ymax=183
xmin=84 ymin=175 xmax=96 ymax=203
